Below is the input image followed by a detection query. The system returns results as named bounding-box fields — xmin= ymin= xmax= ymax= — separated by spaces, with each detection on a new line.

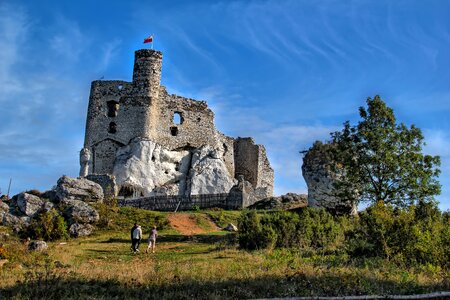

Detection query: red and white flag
xmin=143 ymin=35 xmax=153 ymax=43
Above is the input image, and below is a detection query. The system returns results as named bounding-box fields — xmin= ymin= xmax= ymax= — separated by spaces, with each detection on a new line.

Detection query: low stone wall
xmin=118 ymin=193 xmax=243 ymax=211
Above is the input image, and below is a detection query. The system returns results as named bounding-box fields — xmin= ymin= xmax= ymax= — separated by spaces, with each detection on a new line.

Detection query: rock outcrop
xmin=187 ymin=146 xmax=237 ymax=195
xmin=55 ymin=176 xmax=104 ymax=203
xmin=113 ymin=139 xmax=236 ymax=197
xmin=62 ymin=200 xmax=100 ymax=225
xmin=302 ymin=141 xmax=358 ymax=215
xmin=248 ymin=193 xmax=308 ymax=210
xmin=1 ymin=212 xmax=25 ymax=232
xmin=2 ymin=176 xmax=102 ymax=238
xmin=15 ymin=193 xmax=45 ymax=217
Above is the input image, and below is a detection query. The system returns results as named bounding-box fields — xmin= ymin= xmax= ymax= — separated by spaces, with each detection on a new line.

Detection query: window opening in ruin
xmin=107 ymin=101 xmax=119 ymax=117
xmin=117 ymin=85 xmax=123 ymax=90
xmin=118 ymin=185 xmax=134 ymax=197
xmin=170 ymin=126 xmax=178 ymax=136
xmin=108 ymin=122 xmax=117 ymax=134
xmin=173 ymin=112 xmax=183 ymax=125
xmin=197 ymin=117 xmax=201 ymax=122
xmin=151 ymin=156 xmax=156 ymax=162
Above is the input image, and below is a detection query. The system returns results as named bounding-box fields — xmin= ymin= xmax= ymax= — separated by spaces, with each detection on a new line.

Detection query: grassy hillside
xmin=0 ymin=207 xmax=448 ymax=299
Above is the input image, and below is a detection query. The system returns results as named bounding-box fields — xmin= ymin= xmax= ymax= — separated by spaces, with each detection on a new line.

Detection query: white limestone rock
xmin=55 ymin=176 xmax=104 ymax=203
xmin=113 ymin=138 xmax=191 ymax=196
xmin=302 ymin=141 xmax=358 ymax=215
xmin=16 ymin=193 xmax=45 ymax=217
xmin=187 ymin=145 xmax=237 ymax=195
xmin=62 ymin=200 xmax=99 ymax=225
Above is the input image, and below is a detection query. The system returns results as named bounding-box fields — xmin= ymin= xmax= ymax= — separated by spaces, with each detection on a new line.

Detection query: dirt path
xmin=168 ymin=213 xmax=218 ymax=235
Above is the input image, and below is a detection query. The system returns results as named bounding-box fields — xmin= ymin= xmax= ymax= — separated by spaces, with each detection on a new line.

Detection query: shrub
xmin=238 ymin=209 xmax=346 ymax=251
xmin=96 ymin=200 xmax=119 ymax=228
xmin=25 ymin=209 xmax=69 ymax=241
xmin=347 ymin=200 xmax=449 ymax=267
xmin=238 ymin=211 xmax=276 ymax=250
xmin=297 ymin=208 xmax=345 ymax=251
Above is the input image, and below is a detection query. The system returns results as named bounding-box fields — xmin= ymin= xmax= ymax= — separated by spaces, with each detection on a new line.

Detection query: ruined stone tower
xmin=80 ymin=49 xmax=274 ymax=205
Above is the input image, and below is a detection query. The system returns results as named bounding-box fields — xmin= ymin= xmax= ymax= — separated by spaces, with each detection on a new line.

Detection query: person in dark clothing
xmin=130 ymin=223 xmax=138 ymax=252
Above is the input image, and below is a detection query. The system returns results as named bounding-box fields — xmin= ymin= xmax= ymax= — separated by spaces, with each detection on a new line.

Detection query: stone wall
xmin=234 ymin=138 xmax=274 ymax=200
xmin=118 ymin=192 xmax=243 ymax=211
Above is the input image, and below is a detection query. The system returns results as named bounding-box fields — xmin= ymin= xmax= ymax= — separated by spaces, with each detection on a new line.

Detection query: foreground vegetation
xmin=0 ymin=204 xmax=449 ymax=299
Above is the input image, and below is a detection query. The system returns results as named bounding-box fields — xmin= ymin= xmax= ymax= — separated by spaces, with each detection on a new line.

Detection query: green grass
xmin=0 ymin=210 xmax=448 ymax=299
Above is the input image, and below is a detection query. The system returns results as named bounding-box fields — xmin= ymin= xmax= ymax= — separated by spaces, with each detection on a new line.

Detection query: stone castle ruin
xmin=80 ymin=49 xmax=273 ymax=206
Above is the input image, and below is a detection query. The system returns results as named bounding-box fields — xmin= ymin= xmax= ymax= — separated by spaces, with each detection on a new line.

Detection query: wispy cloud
xmin=0 ymin=3 xmax=29 ymax=94
xmin=49 ymin=16 xmax=91 ymax=63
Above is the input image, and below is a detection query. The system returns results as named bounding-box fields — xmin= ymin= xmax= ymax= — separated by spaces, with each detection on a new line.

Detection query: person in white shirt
xmin=132 ymin=225 xmax=142 ymax=254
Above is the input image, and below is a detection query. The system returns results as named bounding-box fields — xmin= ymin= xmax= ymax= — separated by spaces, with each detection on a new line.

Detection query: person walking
xmin=132 ymin=224 xmax=142 ymax=254
xmin=146 ymin=225 xmax=158 ymax=254
xmin=130 ymin=223 xmax=138 ymax=252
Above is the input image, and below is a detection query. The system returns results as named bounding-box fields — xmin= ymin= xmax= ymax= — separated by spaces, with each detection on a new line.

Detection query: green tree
xmin=331 ymin=95 xmax=441 ymax=207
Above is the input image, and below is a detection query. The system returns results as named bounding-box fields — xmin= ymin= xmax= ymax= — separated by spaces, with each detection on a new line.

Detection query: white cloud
xmin=0 ymin=3 xmax=29 ymax=94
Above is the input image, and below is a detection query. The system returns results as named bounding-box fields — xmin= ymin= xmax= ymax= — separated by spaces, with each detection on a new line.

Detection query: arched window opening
xmin=107 ymin=101 xmax=119 ymax=117
xmin=173 ymin=112 xmax=183 ymax=125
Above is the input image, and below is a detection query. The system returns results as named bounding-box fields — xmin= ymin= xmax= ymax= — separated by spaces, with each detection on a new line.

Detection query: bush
xmin=238 ymin=209 xmax=347 ymax=251
xmin=96 ymin=200 xmax=119 ymax=228
xmin=25 ymin=209 xmax=69 ymax=241
xmin=238 ymin=211 xmax=276 ymax=250
xmin=297 ymin=208 xmax=345 ymax=251
xmin=346 ymin=200 xmax=449 ymax=267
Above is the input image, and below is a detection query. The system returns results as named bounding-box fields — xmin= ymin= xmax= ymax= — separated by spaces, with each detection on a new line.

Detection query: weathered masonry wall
xmin=153 ymin=88 xmax=220 ymax=150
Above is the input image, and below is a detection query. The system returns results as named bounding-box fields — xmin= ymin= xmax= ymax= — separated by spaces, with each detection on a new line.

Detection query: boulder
xmin=15 ymin=193 xmax=45 ymax=216
xmin=69 ymin=223 xmax=94 ymax=237
xmin=187 ymin=146 xmax=237 ymax=195
xmin=55 ymin=176 xmax=104 ymax=203
xmin=28 ymin=240 xmax=48 ymax=252
xmin=1 ymin=212 xmax=25 ymax=231
xmin=0 ymin=201 xmax=9 ymax=213
xmin=62 ymin=200 xmax=99 ymax=224
xmin=224 ymin=223 xmax=238 ymax=232
xmin=248 ymin=193 xmax=308 ymax=210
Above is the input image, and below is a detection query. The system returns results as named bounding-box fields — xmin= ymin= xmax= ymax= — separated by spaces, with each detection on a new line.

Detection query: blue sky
xmin=1 ymin=0 xmax=449 ymax=210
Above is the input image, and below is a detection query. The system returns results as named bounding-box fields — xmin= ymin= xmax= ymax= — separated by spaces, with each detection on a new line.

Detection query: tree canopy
xmin=330 ymin=95 xmax=441 ymax=207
